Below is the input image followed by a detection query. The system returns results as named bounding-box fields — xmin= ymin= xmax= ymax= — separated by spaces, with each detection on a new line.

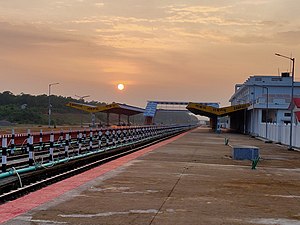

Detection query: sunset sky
xmin=0 ymin=0 xmax=299 ymax=107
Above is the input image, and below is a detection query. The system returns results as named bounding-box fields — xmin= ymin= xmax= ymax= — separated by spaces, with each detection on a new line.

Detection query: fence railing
xmin=257 ymin=122 xmax=300 ymax=148
xmin=1 ymin=124 xmax=196 ymax=174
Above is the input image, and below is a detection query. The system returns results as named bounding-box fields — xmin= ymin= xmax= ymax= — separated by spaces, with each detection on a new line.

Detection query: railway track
xmin=0 ymin=125 xmax=195 ymax=203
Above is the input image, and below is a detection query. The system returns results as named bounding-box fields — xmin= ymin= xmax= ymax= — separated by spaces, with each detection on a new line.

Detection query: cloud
xmin=275 ymin=30 xmax=300 ymax=45
xmin=230 ymin=34 xmax=271 ymax=44
xmin=166 ymin=5 xmax=227 ymax=14
xmin=229 ymin=29 xmax=300 ymax=46
xmin=95 ymin=2 xmax=104 ymax=7
xmin=237 ymin=0 xmax=272 ymax=6
xmin=164 ymin=4 xmax=229 ymax=25
xmin=95 ymin=59 xmax=140 ymax=74
xmin=0 ymin=21 xmax=126 ymax=79
xmin=1 ymin=0 xmax=300 ymax=108
xmin=0 ymin=21 xmax=77 ymax=48
xmin=95 ymin=34 xmax=168 ymax=49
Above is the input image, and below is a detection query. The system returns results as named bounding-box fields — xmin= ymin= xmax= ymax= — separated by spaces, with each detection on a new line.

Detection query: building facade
xmin=229 ymin=73 xmax=300 ymax=136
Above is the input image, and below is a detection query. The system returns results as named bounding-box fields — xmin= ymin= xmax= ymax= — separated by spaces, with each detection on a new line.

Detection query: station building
xmin=229 ymin=73 xmax=300 ymax=136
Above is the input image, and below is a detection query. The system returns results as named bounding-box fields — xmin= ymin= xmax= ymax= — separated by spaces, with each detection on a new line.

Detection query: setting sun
xmin=117 ymin=83 xmax=125 ymax=91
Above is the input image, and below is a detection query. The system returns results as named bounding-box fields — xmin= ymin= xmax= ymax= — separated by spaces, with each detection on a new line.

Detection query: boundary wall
xmin=257 ymin=123 xmax=300 ymax=148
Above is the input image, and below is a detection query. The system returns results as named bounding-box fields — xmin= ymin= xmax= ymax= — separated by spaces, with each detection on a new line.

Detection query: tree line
xmin=0 ymin=91 xmax=199 ymax=126
xmin=0 ymin=91 xmax=105 ymax=125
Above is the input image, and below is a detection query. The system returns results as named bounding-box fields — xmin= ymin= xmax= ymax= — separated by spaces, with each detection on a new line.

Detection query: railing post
xmin=98 ymin=130 xmax=102 ymax=148
xmin=78 ymin=132 xmax=82 ymax=155
xmin=60 ymin=130 xmax=64 ymax=148
xmin=120 ymin=129 xmax=124 ymax=143
xmin=75 ymin=130 xmax=78 ymax=152
xmin=123 ymin=130 xmax=127 ymax=143
xmin=27 ymin=129 xmax=34 ymax=166
xmin=112 ymin=130 xmax=116 ymax=145
xmin=29 ymin=135 xmax=34 ymax=166
xmin=2 ymin=137 xmax=8 ymax=172
xmin=83 ymin=129 xmax=87 ymax=145
xmin=89 ymin=129 xmax=93 ymax=151
xmin=10 ymin=129 xmax=15 ymax=155
xmin=26 ymin=129 xmax=30 ymax=154
xmin=39 ymin=129 xmax=43 ymax=151
xmin=69 ymin=129 xmax=72 ymax=148
xmin=105 ymin=130 xmax=110 ymax=146
xmin=65 ymin=132 xmax=69 ymax=158
xmin=129 ymin=129 xmax=133 ymax=141
xmin=49 ymin=132 xmax=54 ymax=162
xmin=117 ymin=130 xmax=121 ymax=144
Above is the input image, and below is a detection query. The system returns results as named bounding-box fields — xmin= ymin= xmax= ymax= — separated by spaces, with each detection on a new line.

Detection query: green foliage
xmin=0 ymin=91 xmax=106 ymax=125
xmin=0 ymin=104 xmax=46 ymax=124
xmin=0 ymin=91 xmax=199 ymax=126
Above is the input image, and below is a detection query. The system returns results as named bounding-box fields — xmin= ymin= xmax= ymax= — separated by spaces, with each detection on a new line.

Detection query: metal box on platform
xmin=232 ymin=146 xmax=259 ymax=160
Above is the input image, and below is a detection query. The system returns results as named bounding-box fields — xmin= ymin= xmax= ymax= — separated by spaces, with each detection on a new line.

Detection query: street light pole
xmin=48 ymin=82 xmax=59 ymax=128
xmin=275 ymin=53 xmax=295 ymax=150
xmin=75 ymin=95 xmax=90 ymax=127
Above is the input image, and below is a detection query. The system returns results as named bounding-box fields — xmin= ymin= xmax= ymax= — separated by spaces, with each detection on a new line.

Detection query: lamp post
xmin=75 ymin=94 xmax=90 ymax=127
xmin=275 ymin=53 xmax=295 ymax=150
xmin=48 ymin=82 xmax=59 ymax=128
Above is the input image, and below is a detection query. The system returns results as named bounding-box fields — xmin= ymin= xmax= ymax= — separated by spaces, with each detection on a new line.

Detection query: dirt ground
xmin=4 ymin=127 xmax=300 ymax=225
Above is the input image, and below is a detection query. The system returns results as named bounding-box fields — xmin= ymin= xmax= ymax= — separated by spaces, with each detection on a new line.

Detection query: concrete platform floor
xmin=3 ymin=127 xmax=300 ymax=225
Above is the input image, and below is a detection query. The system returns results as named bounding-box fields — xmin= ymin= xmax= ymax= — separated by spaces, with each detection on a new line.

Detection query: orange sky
xmin=0 ymin=0 xmax=299 ymax=107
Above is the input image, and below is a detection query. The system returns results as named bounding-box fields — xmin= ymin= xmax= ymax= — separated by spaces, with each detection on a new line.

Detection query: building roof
xmin=66 ymin=102 xmax=144 ymax=116
xmin=229 ymin=75 xmax=300 ymax=102
xmin=293 ymin=98 xmax=300 ymax=108
xmin=288 ymin=98 xmax=300 ymax=109
xmin=296 ymin=112 xmax=300 ymax=122
xmin=103 ymin=103 xmax=145 ymax=116
xmin=144 ymin=101 xmax=219 ymax=118
xmin=186 ymin=102 xmax=250 ymax=117
xmin=288 ymin=98 xmax=300 ymax=121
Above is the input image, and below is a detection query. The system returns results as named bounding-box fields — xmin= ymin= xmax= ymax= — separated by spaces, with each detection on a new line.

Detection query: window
xmin=271 ymin=78 xmax=282 ymax=81
xmin=284 ymin=113 xmax=291 ymax=117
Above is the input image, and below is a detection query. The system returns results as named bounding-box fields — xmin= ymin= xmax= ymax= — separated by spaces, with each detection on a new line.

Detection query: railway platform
xmin=1 ymin=127 xmax=300 ymax=225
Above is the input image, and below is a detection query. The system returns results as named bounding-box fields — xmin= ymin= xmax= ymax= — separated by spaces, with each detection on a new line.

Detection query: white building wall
xmin=296 ymin=125 xmax=300 ymax=147
xmin=257 ymin=122 xmax=300 ymax=147
xmin=253 ymin=109 xmax=262 ymax=136
xmin=229 ymin=75 xmax=300 ymax=148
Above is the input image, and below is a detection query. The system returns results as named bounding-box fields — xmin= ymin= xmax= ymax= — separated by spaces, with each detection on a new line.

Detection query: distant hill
xmin=0 ymin=91 xmax=198 ymax=126
xmin=0 ymin=91 xmax=106 ymax=126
